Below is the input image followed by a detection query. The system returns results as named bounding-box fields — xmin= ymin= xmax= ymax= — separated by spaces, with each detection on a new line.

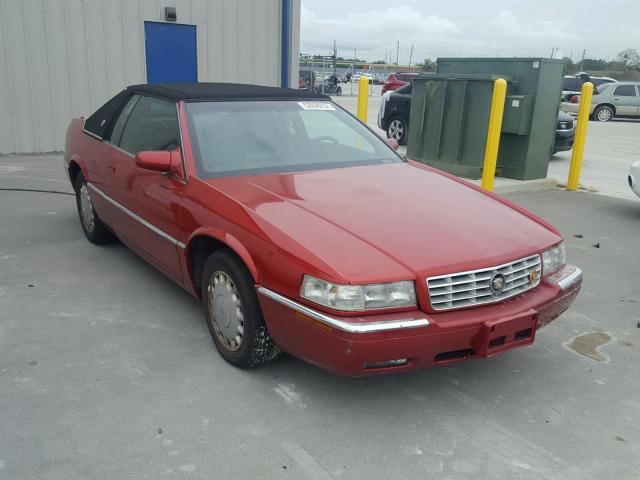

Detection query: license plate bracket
xmin=472 ymin=309 xmax=538 ymax=358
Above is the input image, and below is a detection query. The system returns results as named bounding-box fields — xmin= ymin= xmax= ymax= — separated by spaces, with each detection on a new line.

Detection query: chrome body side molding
xmin=87 ymin=183 xmax=186 ymax=249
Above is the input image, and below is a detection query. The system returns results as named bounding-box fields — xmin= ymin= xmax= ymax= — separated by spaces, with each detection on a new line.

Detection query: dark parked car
xmin=378 ymin=83 xmax=413 ymax=144
xmin=379 ymin=83 xmax=576 ymax=153
xmin=553 ymin=111 xmax=576 ymax=154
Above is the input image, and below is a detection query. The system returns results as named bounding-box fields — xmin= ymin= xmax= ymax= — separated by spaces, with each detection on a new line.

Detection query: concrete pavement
xmin=1 ymin=154 xmax=639 ymax=480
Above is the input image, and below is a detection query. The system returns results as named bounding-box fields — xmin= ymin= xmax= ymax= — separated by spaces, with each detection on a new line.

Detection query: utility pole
xmin=408 ymin=44 xmax=414 ymax=69
xmin=580 ymin=49 xmax=586 ymax=71
xmin=396 ymin=40 xmax=400 ymax=66
xmin=333 ymin=40 xmax=337 ymax=81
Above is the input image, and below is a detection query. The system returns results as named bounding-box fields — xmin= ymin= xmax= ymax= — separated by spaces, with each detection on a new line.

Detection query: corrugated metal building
xmin=0 ymin=0 xmax=301 ymax=154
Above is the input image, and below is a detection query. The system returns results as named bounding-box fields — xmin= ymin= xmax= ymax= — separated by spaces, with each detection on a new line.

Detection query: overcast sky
xmin=300 ymin=0 xmax=640 ymax=64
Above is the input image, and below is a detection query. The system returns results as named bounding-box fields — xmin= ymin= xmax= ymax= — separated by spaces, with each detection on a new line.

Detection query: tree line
xmin=412 ymin=49 xmax=640 ymax=74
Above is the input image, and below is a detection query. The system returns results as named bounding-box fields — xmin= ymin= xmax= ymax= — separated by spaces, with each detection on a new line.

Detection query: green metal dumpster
xmin=406 ymin=74 xmax=512 ymax=179
xmin=437 ymin=58 xmax=566 ymax=180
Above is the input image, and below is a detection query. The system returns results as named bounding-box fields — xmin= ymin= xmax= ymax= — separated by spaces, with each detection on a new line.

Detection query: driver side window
xmin=117 ymin=96 xmax=180 ymax=154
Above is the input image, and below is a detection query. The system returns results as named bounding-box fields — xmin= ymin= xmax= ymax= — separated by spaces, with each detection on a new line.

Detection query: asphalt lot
xmin=1 ymin=155 xmax=639 ymax=479
xmin=333 ymin=84 xmax=640 ymax=200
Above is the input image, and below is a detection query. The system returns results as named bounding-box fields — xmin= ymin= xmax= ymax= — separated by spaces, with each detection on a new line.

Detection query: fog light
xmin=363 ymin=359 xmax=408 ymax=369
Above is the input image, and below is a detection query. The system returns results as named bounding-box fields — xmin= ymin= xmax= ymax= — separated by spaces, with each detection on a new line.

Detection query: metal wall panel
xmin=0 ymin=0 xmax=299 ymax=153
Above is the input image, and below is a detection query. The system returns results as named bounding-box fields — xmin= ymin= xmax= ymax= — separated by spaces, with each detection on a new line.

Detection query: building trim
xmin=280 ymin=0 xmax=290 ymax=88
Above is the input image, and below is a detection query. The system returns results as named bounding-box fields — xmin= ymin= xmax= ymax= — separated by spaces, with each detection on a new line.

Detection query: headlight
xmin=542 ymin=243 xmax=566 ymax=276
xmin=300 ymin=275 xmax=417 ymax=312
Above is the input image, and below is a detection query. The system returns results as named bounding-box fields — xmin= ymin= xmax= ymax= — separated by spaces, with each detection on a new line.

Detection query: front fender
xmin=185 ymin=227 xmax=260 ymax=283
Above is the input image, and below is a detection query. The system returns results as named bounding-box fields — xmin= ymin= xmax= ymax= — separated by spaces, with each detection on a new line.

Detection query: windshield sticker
xmin=297 ymin=101 xmax=336 ymax=111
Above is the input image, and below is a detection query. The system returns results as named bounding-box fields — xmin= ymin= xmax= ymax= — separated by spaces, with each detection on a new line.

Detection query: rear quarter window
xmin=563 ymin=78 xmax=579 ymax=91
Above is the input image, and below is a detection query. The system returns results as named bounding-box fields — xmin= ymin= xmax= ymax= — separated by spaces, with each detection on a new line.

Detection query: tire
xmin=387 ymin=116 xmax=408 ymax=145
xmin=74 ymin=172 xmax=115 ymax=245
xmin=593 ymin=105 xmax=614 ymax=122
xmin=201 ymin=249 xmax=280 ymax=369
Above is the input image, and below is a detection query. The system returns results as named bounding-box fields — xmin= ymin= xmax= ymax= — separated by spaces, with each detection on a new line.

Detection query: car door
xmin=395 ymin=83 xmax=413 ymax=123
xmin=611 ymin=84 xmax=638 ymax=115
xmin=101 ymin=94 xmax=186 ymax=281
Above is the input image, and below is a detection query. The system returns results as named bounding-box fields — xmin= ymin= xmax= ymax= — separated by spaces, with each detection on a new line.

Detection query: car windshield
xmin=186 ymin=100 xmax=401 ymax=178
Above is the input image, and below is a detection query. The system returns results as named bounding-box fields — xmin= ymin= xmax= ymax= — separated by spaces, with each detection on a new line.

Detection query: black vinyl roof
xmin=84 ymin=83 xmax=330 ymax=138
xmin=126 ymin=83 xmax=329 ymax=101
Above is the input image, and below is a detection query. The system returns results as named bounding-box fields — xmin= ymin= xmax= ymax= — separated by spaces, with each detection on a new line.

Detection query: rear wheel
xmin=74 ymin=172 xmax=115 ymax=245
xmin=387 ymin=116 xmax=408 ymax=145
xmin=201 ymin=250 xmax=280 ymax=369
xmin=593 ymin=105 xmax=613 ymax=122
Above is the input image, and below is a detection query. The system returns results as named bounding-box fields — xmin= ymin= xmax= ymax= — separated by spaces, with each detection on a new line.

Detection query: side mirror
xmin=136 ymin=151 xmax=172 ymax=172
xmin=385 ymin=137 xmax=400 ymax=151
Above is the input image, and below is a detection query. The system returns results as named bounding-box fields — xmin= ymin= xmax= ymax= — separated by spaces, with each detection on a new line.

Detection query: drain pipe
xmin=280 ymin=0 xmax=291 ymax=88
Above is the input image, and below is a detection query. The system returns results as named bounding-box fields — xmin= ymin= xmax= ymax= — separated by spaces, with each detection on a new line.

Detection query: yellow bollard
xmin=481 ymin=78 xmax=508 ymax=191
xmin=567 ymin=82 xmax=594 ymax=191
xmin=357 ymin=76 xmax=369 ymax=123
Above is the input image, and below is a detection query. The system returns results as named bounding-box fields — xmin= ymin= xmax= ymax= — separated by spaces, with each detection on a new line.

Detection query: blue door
xmin=144 ymin=22 xmax=197 ymax=84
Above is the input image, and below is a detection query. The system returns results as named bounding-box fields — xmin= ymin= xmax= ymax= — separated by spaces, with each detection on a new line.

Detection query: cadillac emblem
xmin=489 ymin=273 xmax=506 ymax=294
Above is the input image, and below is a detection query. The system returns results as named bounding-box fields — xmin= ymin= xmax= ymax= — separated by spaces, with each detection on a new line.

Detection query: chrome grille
xmin=427 ymin=254 xmax=541 ymax=311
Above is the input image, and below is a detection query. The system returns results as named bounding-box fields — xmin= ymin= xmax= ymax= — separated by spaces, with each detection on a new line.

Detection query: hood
xmin=206 ymin=163 xmax=560 ymax=283
xmin=557 ymin=111 xmax=574 ymax=122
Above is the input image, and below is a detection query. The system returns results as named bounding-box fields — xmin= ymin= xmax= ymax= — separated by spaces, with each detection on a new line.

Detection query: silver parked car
xmin=561 ymin=82 xmax=640 ymax=122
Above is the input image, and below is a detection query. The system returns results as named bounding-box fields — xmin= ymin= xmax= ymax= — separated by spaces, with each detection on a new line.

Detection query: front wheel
xmin=387 ymin=116 xmax=408 ymax=145
xmin=202 ymin=250 xmax=280 ymax=369
xmin=593 ymin=105 xmax=614 ymax=122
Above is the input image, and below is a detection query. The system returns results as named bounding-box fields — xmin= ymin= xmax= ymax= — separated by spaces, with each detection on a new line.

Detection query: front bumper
xmin=554 ymin=129 xmax=575 ymax=152
xmin=257 ymin=266 xmax=582 ymax=376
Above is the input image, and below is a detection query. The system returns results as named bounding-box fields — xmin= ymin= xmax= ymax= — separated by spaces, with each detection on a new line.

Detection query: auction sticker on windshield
xmin=297 ymin=101 xmax=336 ymax=111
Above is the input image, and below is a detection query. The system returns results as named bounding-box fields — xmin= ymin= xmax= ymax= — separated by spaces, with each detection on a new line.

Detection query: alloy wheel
xmin=388 ymin=119 xmax=404 ymax=141
xmin=597 ymin=108 xmax=612 ymax=122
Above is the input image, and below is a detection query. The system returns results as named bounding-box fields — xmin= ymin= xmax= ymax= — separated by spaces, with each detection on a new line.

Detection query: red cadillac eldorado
xmin=64 ymin=83 xmax=582 ymax=376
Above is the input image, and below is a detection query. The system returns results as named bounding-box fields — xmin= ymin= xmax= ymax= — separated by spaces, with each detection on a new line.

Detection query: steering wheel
xmin=313 ymin=136 xmax=339 ymax=144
